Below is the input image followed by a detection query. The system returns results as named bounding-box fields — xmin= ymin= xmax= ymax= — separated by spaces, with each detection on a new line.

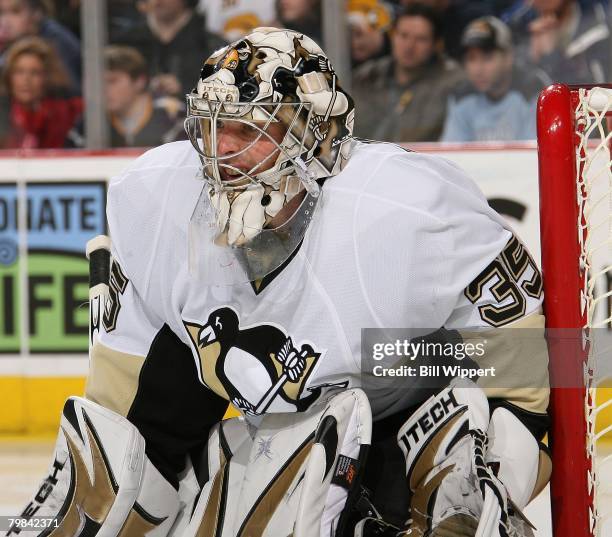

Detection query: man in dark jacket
xmin=352 ymin=3 xmax=464 ymax=142
xmin=113 ymin=0 xmax=226 ymax=98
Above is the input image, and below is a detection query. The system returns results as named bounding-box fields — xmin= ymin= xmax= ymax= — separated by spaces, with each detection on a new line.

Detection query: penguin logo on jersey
xmin=184 ymin=307 xmax=324 ymax=414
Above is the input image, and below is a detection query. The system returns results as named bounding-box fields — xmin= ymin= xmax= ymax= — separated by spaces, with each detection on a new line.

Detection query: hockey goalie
xmin=10 ymin=28 xmax=551 ymax=537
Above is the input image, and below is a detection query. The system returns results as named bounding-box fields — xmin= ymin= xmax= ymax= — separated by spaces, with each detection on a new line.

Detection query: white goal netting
xmin=575 ymin=86 xmax=612 ymax=537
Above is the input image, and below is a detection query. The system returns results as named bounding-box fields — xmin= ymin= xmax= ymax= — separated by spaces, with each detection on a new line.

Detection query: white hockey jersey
xmin=98 ymin=140 xmax=546 ymax=419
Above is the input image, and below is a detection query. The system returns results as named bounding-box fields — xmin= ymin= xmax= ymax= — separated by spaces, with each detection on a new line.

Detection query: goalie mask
xmin=185 ymin=27 xmax=355 ymax=284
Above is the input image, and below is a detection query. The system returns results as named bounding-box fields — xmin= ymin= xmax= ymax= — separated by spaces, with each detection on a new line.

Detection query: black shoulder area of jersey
xmin=127 ymin=324 xmax=229 ymax=488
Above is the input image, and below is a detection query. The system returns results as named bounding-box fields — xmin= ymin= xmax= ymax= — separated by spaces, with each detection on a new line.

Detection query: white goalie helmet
xmin=185 ymin=27 xmax=355 ymax=285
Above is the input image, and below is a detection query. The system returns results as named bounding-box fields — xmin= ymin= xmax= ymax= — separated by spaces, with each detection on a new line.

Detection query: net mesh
xmin=575 ymin=86 xmax=612 ymax=537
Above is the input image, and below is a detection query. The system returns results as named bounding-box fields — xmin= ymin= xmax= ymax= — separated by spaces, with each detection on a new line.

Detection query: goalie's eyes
xmin=217 ymin=120 xmax=264 ymax=140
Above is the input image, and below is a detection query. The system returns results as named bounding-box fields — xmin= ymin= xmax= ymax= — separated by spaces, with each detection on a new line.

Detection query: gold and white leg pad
xmin=183 ymin=389 xmax=372 ymax=537
xmin=7 ymin=397 xmax=180 ymax=537
xmin=396 ymin=379 xmax=536 ymax=537
xmin=484 ymin=408 xmax=550 ymax=535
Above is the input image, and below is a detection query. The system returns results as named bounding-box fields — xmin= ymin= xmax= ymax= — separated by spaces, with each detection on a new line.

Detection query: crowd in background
xmin=0 ymin=0 xmax=609 ymax=149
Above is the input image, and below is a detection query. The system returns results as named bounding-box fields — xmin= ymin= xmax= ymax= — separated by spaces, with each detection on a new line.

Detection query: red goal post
xmin=537 ymin=84 xmax=612 ymax=537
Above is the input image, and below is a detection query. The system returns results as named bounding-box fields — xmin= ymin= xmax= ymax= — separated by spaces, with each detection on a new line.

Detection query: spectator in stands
xmin=398 ymin=0 xmax=494 ymax=59
xmin=104 ymin=45 xmax=185 ymax=147
xmin=107 ymin=0 xmax=146 ymax=43
xmin=275 ymin=0 xmax=323 ymax=44
xmin=0 ymin=0 xmax=81 ymax=91
xmin=499 ymin=0 xmax=609 ymax=25
xmin=352 ymin=3 xmax=464 ymax=142
xmin=50 ymin=0 xmax=80 ymax=38
xmin=113 ymin=0 xmax=226 ymax=99
xmin=508 ymin=0 xmax=610 ymax=83
xmin=198 ymin=0 xmax=276 ymax=42
xmin=0 ymin=36 xmax=82 ymax=148
xmin=348 ymin=0 xmax=392 ymax=67
xmin=441 ymin=17 xmax=550 ymax=142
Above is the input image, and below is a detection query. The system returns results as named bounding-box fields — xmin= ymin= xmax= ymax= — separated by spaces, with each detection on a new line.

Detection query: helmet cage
xmin=184 ymin=95 xmax=316 ymax=194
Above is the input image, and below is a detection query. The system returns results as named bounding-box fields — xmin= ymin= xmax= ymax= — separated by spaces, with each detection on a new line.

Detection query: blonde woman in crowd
xmin=0 ymin=36 xmax=82 ymax=148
